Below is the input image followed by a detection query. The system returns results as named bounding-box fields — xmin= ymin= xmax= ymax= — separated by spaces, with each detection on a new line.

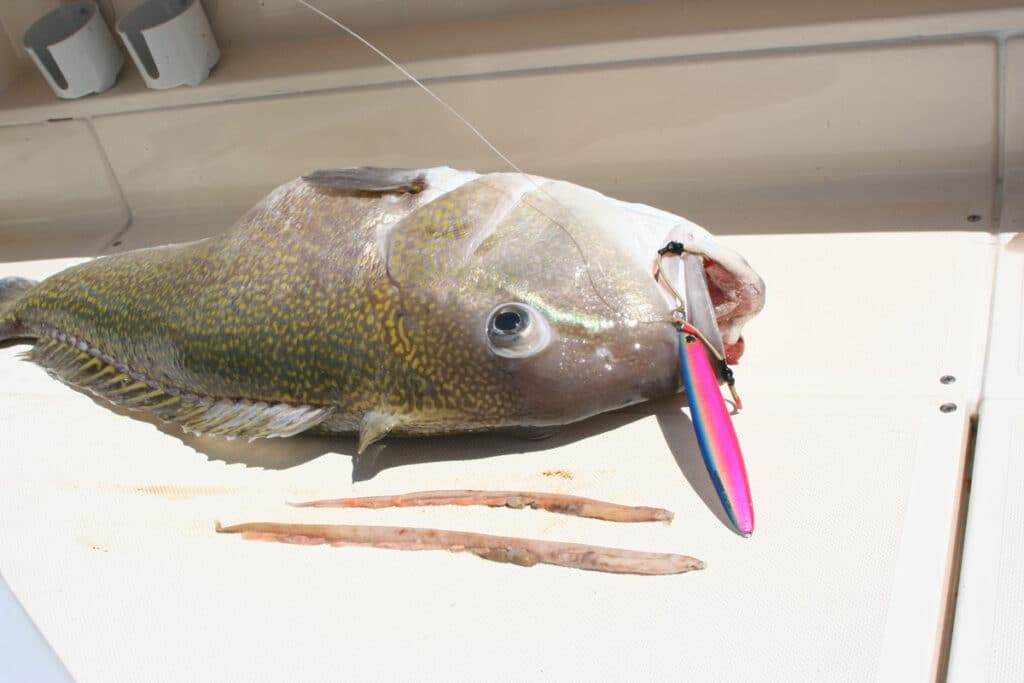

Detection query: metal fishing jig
xmin=657 ymin=242 xmax=754 ymax=537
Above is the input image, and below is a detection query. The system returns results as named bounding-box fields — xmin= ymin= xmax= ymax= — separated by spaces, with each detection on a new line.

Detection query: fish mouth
xmin=642 ymin=222 xmax=765 ymax=365
xmin=702 ymin=257 xmax=763 ymax=364
xmin=523 ymin=178 xmax=764 ymax=364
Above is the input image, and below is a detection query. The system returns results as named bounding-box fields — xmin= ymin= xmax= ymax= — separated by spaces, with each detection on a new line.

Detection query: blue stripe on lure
xmin=653 ymin=243 xmax=755 ymax=537
xmin=678 ymin=322 xmax=755 ymax=536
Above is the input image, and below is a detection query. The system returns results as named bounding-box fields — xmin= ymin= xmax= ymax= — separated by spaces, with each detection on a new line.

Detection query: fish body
xmin=1 ymin=167 xmax=764 ymax=450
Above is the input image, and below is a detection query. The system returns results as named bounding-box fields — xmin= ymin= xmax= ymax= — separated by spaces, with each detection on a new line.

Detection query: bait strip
xmin=217 ymin=521 xmax=703 ymax=575
xmin=290 ymin=490 xmax=673 ymax=523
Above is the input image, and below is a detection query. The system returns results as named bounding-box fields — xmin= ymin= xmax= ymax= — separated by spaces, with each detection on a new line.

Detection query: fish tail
xmin=0 ymin=276 xmax=37 ymax=342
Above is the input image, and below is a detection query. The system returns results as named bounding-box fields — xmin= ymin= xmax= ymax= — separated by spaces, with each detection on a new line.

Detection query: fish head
xmin=385 ymin=172 xmax=764 ymax=429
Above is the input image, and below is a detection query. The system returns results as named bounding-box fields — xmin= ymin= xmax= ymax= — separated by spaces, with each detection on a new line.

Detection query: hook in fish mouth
xmin=641 ymin=225 xmax=765 ymax=365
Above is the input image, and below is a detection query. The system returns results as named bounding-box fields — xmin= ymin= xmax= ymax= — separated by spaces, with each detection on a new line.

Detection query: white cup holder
xmin=23 ymin=1 xmax=124 ymax=99
xmin=117 ymin=0 xmax=219 ymax=89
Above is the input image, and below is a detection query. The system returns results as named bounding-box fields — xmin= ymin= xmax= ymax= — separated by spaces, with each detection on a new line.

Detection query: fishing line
xmin=295 ymin=0 xmax=523 ymax=178
xmin=294 ymin=4 xmax=751 ymax=534
xmin=301 ymin=0 xmax=750 ymax=414
xmin=294 ymin=0 xmax=621 ymax=317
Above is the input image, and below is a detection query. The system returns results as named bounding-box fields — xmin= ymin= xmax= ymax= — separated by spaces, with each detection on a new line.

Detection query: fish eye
xmin=494 ymin=309 xmax=524 ymax=332
xmin=485 ymin=303 xmax=551 ymax=358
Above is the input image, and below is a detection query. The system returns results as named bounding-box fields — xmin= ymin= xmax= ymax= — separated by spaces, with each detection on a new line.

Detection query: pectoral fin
xmin=358 ymin=410 xmax=409 ymax=453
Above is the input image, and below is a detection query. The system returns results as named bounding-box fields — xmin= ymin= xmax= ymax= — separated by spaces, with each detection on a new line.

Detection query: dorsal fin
xmin=302 ymin=167 xmax=426 ymax=195
xmin=28 ymin=335 xmax=333 ymax=440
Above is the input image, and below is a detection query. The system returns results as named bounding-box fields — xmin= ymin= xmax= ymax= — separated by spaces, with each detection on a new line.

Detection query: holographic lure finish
xmin=678 ymin=321 xmax=754 ymax=537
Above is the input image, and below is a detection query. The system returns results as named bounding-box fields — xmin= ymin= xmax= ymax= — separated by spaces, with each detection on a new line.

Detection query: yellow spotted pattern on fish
xmin=0 ymin=167 xmax=707 ymax=448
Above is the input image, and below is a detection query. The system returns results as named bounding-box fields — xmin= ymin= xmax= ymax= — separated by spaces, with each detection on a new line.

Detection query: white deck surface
xmin=0 ymin=229 xmax=996 ymax=681
xmin=947 ymin=235 xmax=1024 ymax=682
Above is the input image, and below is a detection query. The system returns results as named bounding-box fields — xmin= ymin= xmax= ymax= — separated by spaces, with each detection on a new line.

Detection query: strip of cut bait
xmin=216 ymin=522 xmax=703 ymax=575
xmin=289 ymin=490 xmax=673 ymax=523
xmin=679 ymin=323 xmax=755 ymax=536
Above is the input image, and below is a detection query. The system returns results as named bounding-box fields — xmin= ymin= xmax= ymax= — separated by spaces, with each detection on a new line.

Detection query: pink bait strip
xmin=678 ymin=321 xmax=755 ymax=537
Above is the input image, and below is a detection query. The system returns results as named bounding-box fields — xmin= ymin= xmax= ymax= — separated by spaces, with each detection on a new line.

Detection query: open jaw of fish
xmin=0 ymin=167 xmax=764 ymax=452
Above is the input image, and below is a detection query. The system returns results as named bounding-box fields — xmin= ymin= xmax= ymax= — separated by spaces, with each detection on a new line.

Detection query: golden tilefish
xmin=0 ymin=167 xmax=764 ymax=451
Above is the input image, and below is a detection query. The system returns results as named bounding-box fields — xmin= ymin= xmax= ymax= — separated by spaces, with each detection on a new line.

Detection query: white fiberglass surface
xmin=0 ymin=229 xmax=993 ymax=681
xmin=947 ymin=235 xmax=1024 ymax=683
